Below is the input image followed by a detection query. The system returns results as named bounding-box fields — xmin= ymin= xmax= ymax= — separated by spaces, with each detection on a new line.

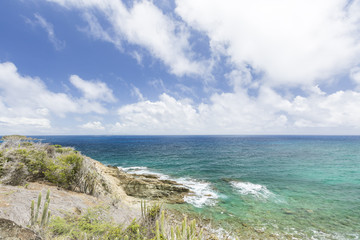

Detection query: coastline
xmin=2 ymin=135 xmax=358 ymax=239
xmin=0 ymin=138 xmax=232 ymax=239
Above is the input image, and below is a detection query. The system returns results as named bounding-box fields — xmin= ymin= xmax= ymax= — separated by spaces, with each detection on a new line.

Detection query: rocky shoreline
xmin=0 ymin=137 xmax=228 ymax=239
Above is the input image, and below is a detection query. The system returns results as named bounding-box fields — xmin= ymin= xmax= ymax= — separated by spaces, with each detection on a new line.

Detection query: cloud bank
xmin=176 ymin=0 xmax=360 ymax=86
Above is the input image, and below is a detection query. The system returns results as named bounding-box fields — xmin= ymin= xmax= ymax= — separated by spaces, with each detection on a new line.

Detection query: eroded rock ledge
xmin=106 ymin=166 xmax=190 ymax=203
xmin=0 ymin=139 xmax=191 ymax=205
xmin=83 ymin=157 xmax=190 ymax=204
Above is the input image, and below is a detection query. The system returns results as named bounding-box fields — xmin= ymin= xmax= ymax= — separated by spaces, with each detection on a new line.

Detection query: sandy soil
xmin=0 ymin=182 xmax=141 ymax=228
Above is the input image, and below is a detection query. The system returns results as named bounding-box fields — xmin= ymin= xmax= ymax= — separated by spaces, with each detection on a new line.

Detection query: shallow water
xmin=34 ymin=135 xmax=360 ymax=239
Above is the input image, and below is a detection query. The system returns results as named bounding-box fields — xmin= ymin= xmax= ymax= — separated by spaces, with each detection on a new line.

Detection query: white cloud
xmin=288 ymin=90 xmax=360 ymax=128
xmin=0 ymin=61 xmax=112 ymax=133
xmin=81 ymin=121 xmax=105 ymax=130
xmin=70 ymin=75 xmax=116 ymax=102
xmin=26 ymin=13 xmax=65 ymax=51
xmin=115 ymin=93 xmax=199 ymax=134
xmin=47 ymin=0 xmax=207 ymax=76
xmin=0 ymin=117 xmax=51 ymax=128
xmin=113 ymin=86 xmax=360 ymax=134
xmin=130 ymin=51 xmax=143 ymax=65
xmin=176 ymin=0 xmax=360 ymax=86
xmin=130 ymin=85 xmax=145 ymax=101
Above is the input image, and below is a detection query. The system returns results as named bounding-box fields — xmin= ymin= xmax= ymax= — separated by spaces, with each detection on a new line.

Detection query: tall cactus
xmin=34 ymin=192 xmax=41 ymax=224
xmin=160 ymin=210 xmax=166 ymax=237
xmin=30 ymin=190 xmax=51 ymax=228
xmin=157 ymin=214 xmax=203 ymax=240
xmin=30 ymin=200 xmax=35 ymax=226
xmin=156 ymin=220 xmax=161 ymax=240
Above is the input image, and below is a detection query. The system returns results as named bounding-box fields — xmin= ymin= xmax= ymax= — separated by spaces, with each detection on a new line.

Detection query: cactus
xmin=176 ymin=226 xmax=181 ymax=239
xmin=160 ymin=210 xmax=166 ymax=237
xmin=156 ymin=215 xmax=204 ymax=240
xmin=30 ymin=200 xmax=35 ymax=226
xmin=171 ymin=226 xmax=175 ymax=240
xmin=40 ymin=202 xmax=49 ymax=226
xmin=45 ymin=189 xmax=50 ymax=204
xmin=34 ymin=192 xmax=41 ymax=224
xmin=156 ymin=220 xmax=161 ymax=240
xmin=182 ymin=216 xmax=187 ymax=239
xmin=30 ymin=190 xmax=51 ymax=228
xmin=46 ymin=211 xmax=51 ymax=226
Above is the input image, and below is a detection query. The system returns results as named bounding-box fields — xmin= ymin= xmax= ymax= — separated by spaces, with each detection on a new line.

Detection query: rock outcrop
xmin=0 ymin=140 xmax=191 ymax=204
xmin=87 ymin=163 xmax=190 ymax=204
xmin=0 ymin=218 xmax=41 ymax=240
xmin=107 ymin=167 xmax=190 ymax=203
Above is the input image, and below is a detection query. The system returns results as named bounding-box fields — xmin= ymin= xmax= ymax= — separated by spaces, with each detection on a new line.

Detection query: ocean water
xmin=33 ymin=135 xmax=360 ymax=239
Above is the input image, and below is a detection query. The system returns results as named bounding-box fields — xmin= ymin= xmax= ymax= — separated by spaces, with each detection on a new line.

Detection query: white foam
xmin=118 ymin=166 xmax=219 ymax=208
xmin=120 ymin=166 xmax=148 ymax=171
xmin=230 ymin=181 xmax=274 ymax=199
xmin=178 ymin=178 xmax=219 ymax=208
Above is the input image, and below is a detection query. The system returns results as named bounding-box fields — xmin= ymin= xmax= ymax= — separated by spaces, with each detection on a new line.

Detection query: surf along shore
xmin=0 ymin=135 xmax=236 ymax=240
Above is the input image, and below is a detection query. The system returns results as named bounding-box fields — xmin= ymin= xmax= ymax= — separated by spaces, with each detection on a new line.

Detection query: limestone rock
xmin=106 ymin=167 xmax=190 ymax=203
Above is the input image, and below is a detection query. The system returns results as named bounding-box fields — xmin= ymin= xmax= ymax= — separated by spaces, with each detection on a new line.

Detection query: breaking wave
xmin=118 ymin=166 xmax=219 ymax=208
xmin=230 ymin=181 xmax=274 ymax=200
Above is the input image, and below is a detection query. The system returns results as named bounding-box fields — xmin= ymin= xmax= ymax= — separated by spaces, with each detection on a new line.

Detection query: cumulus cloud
xmin=115 ymin=94 xmax=198 ymax=134
xmin=47 ymin=0 xmax=207 ymax=76
xmin=113 ymin=86 xmax=360 ymax=134
xmin=0 ymin=61 xmax=113 ymax=132
xmin=70 ymin=75 xmax=116 ymax=102
xmin=81 ymin=121 xmax=105 ymax=130
xmin=26 ymin=13 xmax=65 ymax=50
xmin=176 ymin=0 xmax=360 ymax=86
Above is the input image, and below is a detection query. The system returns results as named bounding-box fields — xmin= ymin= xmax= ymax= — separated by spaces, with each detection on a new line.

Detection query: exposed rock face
xmin=122 ymin=174 xmax=189 ymax=203
xmin=0 ymin=218 xmax=41 ymax=240
xmin=0 ymin=140 xmax=191 ymax=204
xmin=99 ymin=165 xmax=190 ymax=203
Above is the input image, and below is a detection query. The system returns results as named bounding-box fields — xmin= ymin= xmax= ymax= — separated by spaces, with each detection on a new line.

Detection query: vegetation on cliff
xmin=1 ymin=135 xmax=34 ymax=141
xmin=0 ymin=138 xmax=84 ymax=189
xmin=0 ymin=136 xmax=219 ymax=240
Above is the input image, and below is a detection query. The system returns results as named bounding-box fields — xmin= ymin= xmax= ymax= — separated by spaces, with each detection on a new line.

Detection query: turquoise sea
xmin=34 ymin=136 xmax=359 ymax=239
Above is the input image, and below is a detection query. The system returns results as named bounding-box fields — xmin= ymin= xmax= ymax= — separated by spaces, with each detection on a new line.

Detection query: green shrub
xmin=49 ymin=205 xmax=124 ymax=239
xmin=49 ymin=216 xmax=72 ymax=235
xmin=54 ymin=147 xmax=73 ymax=154
xmin=124 ymin=219 xmax=144 ymax=239
xmin=26 ymin=150 xmax=47 ymax=178
xmin=21 ymin=142 xmax=33 ymax=147
xmin=44 ymin=153 xmax=83 ymax=189
xmin=0 ymin=151 xmax=4 ymax=176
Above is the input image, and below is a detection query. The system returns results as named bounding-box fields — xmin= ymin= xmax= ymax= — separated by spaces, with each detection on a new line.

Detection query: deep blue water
xmin=32 ymin=135 xmax=360 ymax=239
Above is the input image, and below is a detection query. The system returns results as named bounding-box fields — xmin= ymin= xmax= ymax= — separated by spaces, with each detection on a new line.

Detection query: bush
xmin=0 ymin=141 xmax=85 ymax=190
xmin=44 ymin=153 xmax=83 ymax=189
xmin=49 ymin=205 xmax=124 ymax=239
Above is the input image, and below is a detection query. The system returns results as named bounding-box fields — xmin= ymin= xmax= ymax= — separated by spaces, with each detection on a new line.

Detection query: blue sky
xmin=1 ymin=0 xmax=360 ymax=135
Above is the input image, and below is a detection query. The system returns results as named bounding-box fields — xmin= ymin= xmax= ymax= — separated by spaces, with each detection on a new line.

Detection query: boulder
xmin=0 ymin=218 xmax=41 ymax=240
